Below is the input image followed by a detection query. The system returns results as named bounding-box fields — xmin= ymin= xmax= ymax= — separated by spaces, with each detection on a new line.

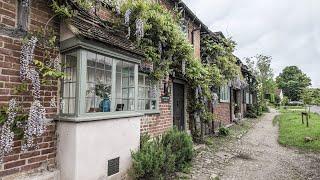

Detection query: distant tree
xmin=245 ymin=54 xmax=276 ymax=100
xmin=276 ymin=66 xmax=311 ymax=101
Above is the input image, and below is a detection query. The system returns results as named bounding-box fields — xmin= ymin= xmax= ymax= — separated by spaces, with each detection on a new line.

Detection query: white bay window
xmin=60 ymin=40 xmax=159 ymax=118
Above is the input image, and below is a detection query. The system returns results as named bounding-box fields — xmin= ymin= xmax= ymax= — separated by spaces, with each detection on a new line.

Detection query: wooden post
xmin=302 ymin=113 xmax=304 ymax=124
xmin=306 ymin=114 xmax=309 ymax=127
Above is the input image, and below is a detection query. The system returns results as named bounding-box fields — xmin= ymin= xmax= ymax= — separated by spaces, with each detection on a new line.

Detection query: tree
xmin=245 ymin=54 xmax=276 ymax=100
xmin=276 ymin=66 xmax=311 ymax=101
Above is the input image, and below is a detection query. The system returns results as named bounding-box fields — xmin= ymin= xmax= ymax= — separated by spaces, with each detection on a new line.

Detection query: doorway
xmin=173 ymin=82 xmax=185 ymax=131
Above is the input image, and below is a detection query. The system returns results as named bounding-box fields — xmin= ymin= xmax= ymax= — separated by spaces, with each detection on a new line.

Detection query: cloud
xmin=183 ymin=0 xmax=320 ymax=87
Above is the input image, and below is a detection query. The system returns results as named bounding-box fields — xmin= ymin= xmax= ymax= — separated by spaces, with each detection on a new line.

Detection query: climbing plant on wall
xmin=0 ymin=25 xmax=64 ymax=161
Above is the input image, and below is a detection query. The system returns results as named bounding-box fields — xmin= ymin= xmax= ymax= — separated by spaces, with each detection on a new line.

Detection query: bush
xmin=130 ymin=128 xmax=194 ymax=179
xmin=161 ymin=128 xmax=194 ymax=171
xmin=218 ymin=126 xmax=230 ymax=136
xmin=245 ymin=105 xmax=258 ymax=118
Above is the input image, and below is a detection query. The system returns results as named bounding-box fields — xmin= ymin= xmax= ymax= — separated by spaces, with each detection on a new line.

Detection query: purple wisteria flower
xmin=0 ymin=99 xmax=17 ymax=163
xmin=21 ymin=100 xmax=46 ymax=152
xmin=135 ymin=18 xmax=144 ymax=41
xmin=20 ymin=36 xmax=38 ymax=81
xmin=50 ymin=96 xmax=57 ymax=108
xmin=27 ymin=68 xmax=41 ymax=99
xmin=124 ymin=9 xmax=131 ymax=25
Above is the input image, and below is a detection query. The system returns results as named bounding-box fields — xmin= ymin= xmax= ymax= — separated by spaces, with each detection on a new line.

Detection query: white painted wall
xmin=57 ymin=117 xmax=141 ymax=180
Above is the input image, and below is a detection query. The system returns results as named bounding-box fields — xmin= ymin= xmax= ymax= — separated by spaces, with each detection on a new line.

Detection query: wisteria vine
xmin=0 ymin=99 xmax=17 ymax=162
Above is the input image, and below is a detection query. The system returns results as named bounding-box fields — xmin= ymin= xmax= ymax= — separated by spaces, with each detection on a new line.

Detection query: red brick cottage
xmin=0 ymin=0 xmax=255 ymax=179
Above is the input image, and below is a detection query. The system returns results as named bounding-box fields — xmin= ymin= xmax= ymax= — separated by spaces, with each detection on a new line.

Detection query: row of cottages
xmin=0 ymin=0 xmax=257 ymax=179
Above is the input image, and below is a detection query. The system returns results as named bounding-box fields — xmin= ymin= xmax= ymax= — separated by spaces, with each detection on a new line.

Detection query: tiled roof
xmin=66 ymin=3 xmax=144 ymax=58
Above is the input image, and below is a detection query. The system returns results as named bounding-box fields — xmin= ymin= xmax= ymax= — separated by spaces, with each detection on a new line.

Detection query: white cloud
xmin=183 ymin=0 xmax=320 ymax=87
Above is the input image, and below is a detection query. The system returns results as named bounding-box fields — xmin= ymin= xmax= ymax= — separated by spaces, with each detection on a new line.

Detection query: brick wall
xmin=0 ymin=124 xmax=56 ymax=177
xmin=213 ymin=103 xmax=231 ymax=125
xmin=0 ymin=0 xmax=58 ymax=177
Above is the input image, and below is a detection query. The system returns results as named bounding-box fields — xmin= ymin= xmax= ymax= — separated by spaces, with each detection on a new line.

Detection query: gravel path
xmin=310 ymin=106 xmax=320 ymax=115
xmin=190 ymin=109 xmax=320 ymax=180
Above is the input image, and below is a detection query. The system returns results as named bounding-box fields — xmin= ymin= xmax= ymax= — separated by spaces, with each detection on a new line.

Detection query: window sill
xmin=139 ymin=110 xmax=161 ymax=115
xmin=55 ymin=111 xmax=144 ymax=123
xmin=220 ymin=100 xmax=230 ymax=103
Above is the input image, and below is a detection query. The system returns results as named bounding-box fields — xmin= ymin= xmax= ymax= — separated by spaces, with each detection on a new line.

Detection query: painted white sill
xmin=220 ymin=100 xmax=230 ymax=103
xmin=139 ymin=110 xmax=161 ymax=115
xmin=56 ymin=111 xmax=144 ymax=122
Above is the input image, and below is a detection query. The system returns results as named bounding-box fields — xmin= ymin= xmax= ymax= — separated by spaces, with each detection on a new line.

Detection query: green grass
xmin=277 ymin=110 xmax=320 ymax=151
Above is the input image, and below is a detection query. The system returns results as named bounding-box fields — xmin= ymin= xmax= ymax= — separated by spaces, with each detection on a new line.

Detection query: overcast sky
xmin=183 ymin=0 xmax=320 ymax=88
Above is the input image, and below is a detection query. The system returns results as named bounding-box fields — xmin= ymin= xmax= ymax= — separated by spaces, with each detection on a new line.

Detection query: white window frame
xmin=137 ymin=73 xmax=159 ymax=112
xmin=220 ymin=85 xmax=230 ymax=103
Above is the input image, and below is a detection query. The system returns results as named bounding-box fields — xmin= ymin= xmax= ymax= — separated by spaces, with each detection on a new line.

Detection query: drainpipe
xmin=230 ymin=87 xmax=233 ymax=123
xmin=191 ymin=24 xmax=201 ymax=45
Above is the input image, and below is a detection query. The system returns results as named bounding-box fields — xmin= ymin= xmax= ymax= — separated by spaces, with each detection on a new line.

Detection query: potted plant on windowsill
xmin=95 ymin=83 xmax=111 ymax=112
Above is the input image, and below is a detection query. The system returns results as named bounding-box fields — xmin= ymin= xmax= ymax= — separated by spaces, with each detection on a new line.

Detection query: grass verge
xmin=276 ymin=110 xmax=320 ymax=151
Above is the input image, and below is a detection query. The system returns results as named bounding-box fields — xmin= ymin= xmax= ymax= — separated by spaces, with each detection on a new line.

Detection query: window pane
xmin=138 ymin=100 xmax=144 ymax=110
xmin=62 ymin=52 xmax=77 ymax=115
xmin=116 ymin=60 xmax=122 ymax=72
xmin=138 ymin=87 xmax=144 ymax=98
xmin=138 ymin=74 xmax=144 ymax=86
xmin=145 ymin=100 xmax=150 ymax=110
xmin=96 ymin=54 xmax=104 ymax=70
xmin=105 ymin=56 xmax=112 ymax=71
xmin=116 ymin=72 xmax=122 ymax=98
xmin=151 ymin=100 xmax=157 ymax=110
xmin=86 ymin=51 xmax=113 ymax=113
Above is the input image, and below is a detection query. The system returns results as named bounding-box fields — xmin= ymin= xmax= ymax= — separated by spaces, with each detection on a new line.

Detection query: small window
xmin=138 ymin=73 xmax=158 ymax=111
xmin=220 ymin=85 xmax=230 ymax=102
xmin=180 ymin=19 xmax=188 ymax=38
xmin=246 ymin=92 xmax=250 ymax=104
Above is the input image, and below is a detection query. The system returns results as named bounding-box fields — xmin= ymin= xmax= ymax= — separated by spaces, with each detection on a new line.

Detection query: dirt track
xmin=190 ymin=109 xmax=320 ymax=180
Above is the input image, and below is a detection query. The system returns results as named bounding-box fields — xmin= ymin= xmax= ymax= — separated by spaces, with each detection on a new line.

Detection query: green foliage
xmin=0 ymin=107 xmax=27 ymax=139
xmin=200 ymin=111 xmax=215 ymax=124
xmin=161 ymin=128 xmax=194 ymax=171
xmin=121 ymin=0 xmax=195 ymax=81
xmin=245 ymin=104 xmax=260 ymax=118
xmin=302 ymin=88 xmax=313 ymax=105
xmin=218 ymin=126 xmax=230 ymax=136
xmin=34 ymin=60 xmax=65 ymax=79
xmin=51 ymin=0 xmax=74 ymax=18
xmin=130 ymin=129 xmax=193 ymax=179
xmin=201 ymin=34 xmax=240 ymax=82
xmin=282 ymin=96 xmax=289 ymax=106
xmin=276 ymin=66 xmax=311 ymax=101
xmin=94 ymin=83 xmax=111 ymax=99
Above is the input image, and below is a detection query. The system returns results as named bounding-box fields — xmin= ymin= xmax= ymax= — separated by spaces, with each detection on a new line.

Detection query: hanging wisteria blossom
xmin=50 ymin=96 xmax=57 ymax=108
xmin=158 ymin=41 xmax=163 ymax=55
xmin=21 ymin=0 xmax=30 ymax=7
xmin=212 ymin=93 xmax=219 ymax=107
xmin=124 ymin=9 xmax=132 ymax=25
xmin=149 ymin=85 xmax=157 ymax=98
xmin=20 ymin=36 xmax=38 ymax=81
xmin=60 ymin=98 xmax=65 ymax=111
xmin=53 ymin=55 xmax=61 ymax=71
xmin=0 ymin=99 xmax=17 ymax=163
xmin=21 ymin=100 xmax=46 ymax=152
xmin=27 ymin=69 xmax=41 ymax=99
xmin=135 ymin=18 xmax=144 ymax=41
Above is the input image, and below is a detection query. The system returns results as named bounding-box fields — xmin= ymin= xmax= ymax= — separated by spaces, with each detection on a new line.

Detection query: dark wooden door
xmin=173 ymin=83 xmax=185 ymax=131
